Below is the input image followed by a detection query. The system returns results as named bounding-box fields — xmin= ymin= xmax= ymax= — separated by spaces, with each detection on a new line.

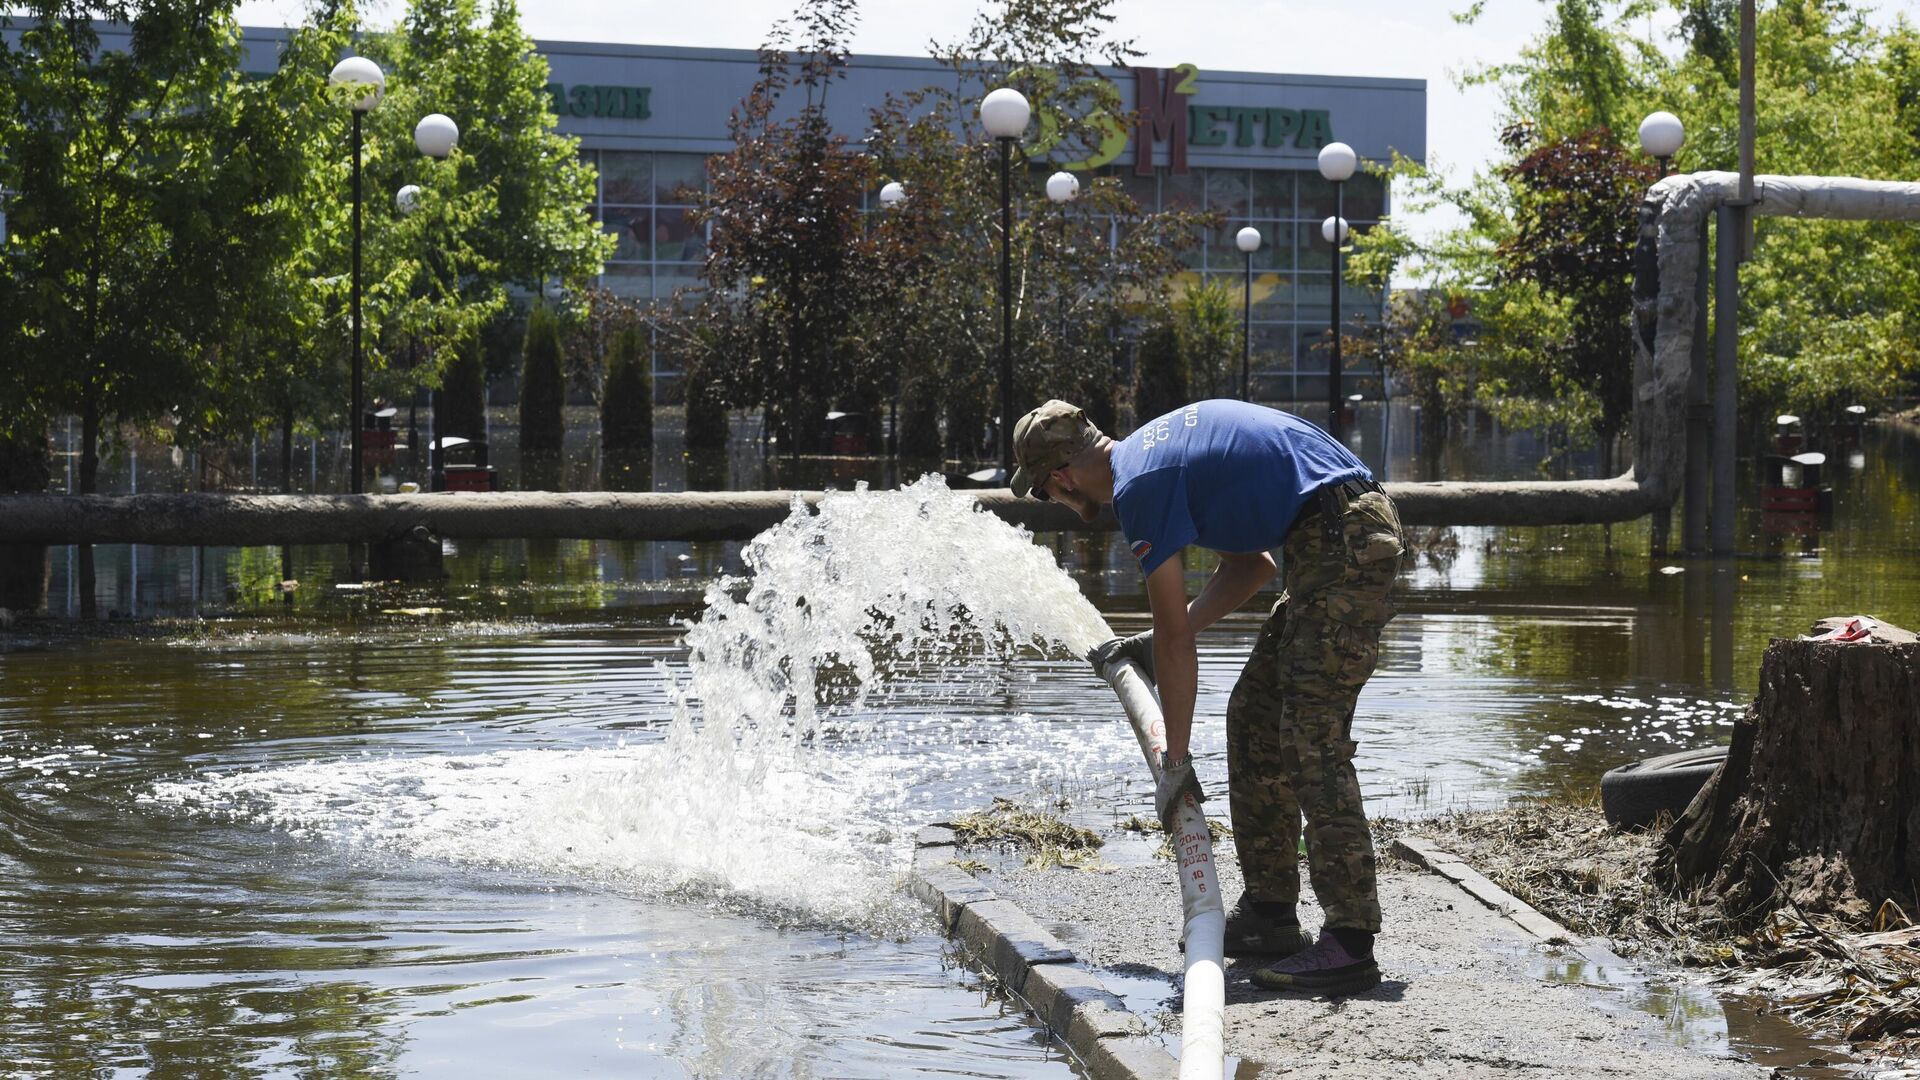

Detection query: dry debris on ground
xmin=1403 ymin=800 xmax=1920 ymax=1066
xmin=950 ymin=797 xmax=1104 ymax=870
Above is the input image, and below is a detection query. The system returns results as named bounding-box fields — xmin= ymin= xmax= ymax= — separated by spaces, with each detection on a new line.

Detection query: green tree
xmin=1455 ymin=0 xmax=1920 ymax=428
xmin=600 ymin=322 xmax=654 ymax=454
xmin=665 ymin=0 xmax=880 ymax=455
xmin=1350 ymin=156 xmax=1500 ymax=437
xmin=1496 ymin=123 xmax=1652 ymax=467
xmin=518 ymin=303 xmax=565 ymax=454
xmin=3 ymin=1 xmax=253 ymax=490
xmin=0 ymin=430 xmax=51 ymax=611
xmin=1132 ymin=316 xmax=1188 ymax=424
xmin=437 ymin=339 xmax=488 ymax=442
xmin=666 ymin=0 xmax=1206 ymax=463
xmin=681 ymin=349 xmax=732 ymax=452
xmin=1174 ymin=277 xmax=1242 ymax=400
xmin=201 ymin=0 xmax=355 ymax=484
xmin=358 ymin=0 xmax=611 ymax=442
xmin=862 ymin=0 xmax=1207 ymax=453
xmin=561 ymin=286 xmax=644 ymax=405
xmin=1461 ymin=0 xmax=1640 ymax=142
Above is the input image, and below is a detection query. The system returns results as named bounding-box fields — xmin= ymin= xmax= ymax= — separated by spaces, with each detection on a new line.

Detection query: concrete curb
xmin=1390 ymin=836 xmax=1576 ymax=946
xmin=909 ymin=825 xmax=1179 ymax=1080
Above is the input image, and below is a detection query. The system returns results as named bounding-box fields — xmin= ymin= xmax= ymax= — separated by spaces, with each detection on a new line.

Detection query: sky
xmin=230 ymin=0 xmax=1920 ymax=245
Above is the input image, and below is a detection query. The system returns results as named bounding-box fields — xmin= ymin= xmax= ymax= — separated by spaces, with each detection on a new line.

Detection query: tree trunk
xmin=1661 ymin=619 xmax=1920 ymax=924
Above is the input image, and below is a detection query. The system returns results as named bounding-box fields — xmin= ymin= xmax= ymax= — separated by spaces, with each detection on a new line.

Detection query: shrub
xmin=600 ymin=324 xmax=653 ymax=454
xmin=683 ymin=353 xmax=730 ymax=450
xmin=1132 ymin=317 xmax=1188 ymax=427
xmin=1175 ymin=277 xmax=1241 ymax=400
xmin=438 ymin=337 xmax=488 ymax=442
xmin=519 ymin=305 xmax=566 ymax=454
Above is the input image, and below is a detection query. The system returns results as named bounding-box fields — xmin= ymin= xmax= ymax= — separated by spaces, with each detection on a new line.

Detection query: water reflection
xmin=1532 ymin=948 xmax=1861 ymax=1078
xmin=22 ymin=423 xmax=1920 ymax=808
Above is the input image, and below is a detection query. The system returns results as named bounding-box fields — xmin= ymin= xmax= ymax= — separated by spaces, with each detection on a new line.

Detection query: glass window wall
xmin=580 ymin=150 xmax=1388 ymax=401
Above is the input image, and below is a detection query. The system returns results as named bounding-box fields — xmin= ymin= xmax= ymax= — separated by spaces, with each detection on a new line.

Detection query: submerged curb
xmin=1390 ymin=836 xmax=1576 ymax=946
xmin=908 ymin=825 xmax=1179 ymax=1080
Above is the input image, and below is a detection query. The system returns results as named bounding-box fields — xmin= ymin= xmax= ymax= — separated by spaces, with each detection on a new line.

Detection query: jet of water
xmin=147 ymin=475 xmax=1120 ymax=928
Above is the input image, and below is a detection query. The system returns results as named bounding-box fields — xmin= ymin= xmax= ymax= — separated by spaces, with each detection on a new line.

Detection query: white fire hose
xmin=1098 ymin=657 xmax=1226 ymax=1080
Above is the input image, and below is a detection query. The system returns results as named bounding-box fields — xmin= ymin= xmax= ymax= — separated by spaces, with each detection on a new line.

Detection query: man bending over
xmin=1009 ymin=398 xmax=1403 ymax=996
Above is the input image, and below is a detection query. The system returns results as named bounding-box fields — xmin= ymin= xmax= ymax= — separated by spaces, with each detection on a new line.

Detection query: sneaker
xmin=1249 ymin=933 xmax=1381 ymax=996
xmin=1220 ymin=898 xmax=1311 ymax=958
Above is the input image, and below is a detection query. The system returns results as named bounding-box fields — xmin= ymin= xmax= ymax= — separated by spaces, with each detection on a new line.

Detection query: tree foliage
xmin=1363 ymin=0 xmax=1920 ymax=464
xmin=518 ymin=303 xmax=565 ymax=454
xmin=3 ymin=0 xmax=261 ymax=487
xmin=1173 ymin=276 xmax=1243 ymax=400
xmin=1132 ymin=316 xmax=1187 ymax=424
xmin=1496 ymin=123 xmax=1652 ymax=452
xmin=0 ymin=0 xmax=612 ymax=489
xmin=600 ymin=322 xmax=654 ymax=455
xmin=668 ymin=0 xmax=878 ymax=455
xmin=662 ymin=0 xmax=1206 ymax=460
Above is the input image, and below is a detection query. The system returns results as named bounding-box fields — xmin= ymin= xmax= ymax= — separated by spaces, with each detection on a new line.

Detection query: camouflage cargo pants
xmin=1225 ymin=482 xmax=1403 ymax=932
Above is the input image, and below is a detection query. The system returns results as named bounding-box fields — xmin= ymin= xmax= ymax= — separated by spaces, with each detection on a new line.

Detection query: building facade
xmin=540 ymin=40 xmax=1425 ymax=402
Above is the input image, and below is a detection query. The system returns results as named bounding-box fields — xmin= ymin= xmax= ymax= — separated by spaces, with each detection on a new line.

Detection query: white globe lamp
xmin=414 ymin=113 xmax=459 ymax=159
xmin=328 ymin=56 xmax=385 ymax=112
xmin=1638 ymin=111 xmax=1686 ymax=160
xmin=1316 ymin=141 xmax=1357 ymax=182
xmin=980 ymin=88 xmax=1031 ymax=140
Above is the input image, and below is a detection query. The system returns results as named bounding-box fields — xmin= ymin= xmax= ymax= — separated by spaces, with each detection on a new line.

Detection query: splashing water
xmin=146 ymin=476 xmax=1118 ymax=930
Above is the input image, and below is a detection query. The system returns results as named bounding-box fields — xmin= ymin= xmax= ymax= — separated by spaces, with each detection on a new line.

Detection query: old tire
xmin=1600 ymin=746 xmax=1727 ymax=829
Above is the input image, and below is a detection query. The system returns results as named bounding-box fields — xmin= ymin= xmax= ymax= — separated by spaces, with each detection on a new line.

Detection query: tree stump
xmin=1661 ymin=618 xmax=1920 ymax=924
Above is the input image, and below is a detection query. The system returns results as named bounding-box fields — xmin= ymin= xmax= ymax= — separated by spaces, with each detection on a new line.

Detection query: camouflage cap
xmin=1010 ymin=400 xmax=1103 ymax=499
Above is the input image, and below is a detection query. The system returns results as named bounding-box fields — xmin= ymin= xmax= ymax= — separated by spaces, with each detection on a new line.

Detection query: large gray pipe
xmin=1635 ymin=172 xmax=1920 ymax=550
xmin=0 ymin=476 xmax=1665 ymax=547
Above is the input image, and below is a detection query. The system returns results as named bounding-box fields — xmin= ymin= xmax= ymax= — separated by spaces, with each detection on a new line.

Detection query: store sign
xmin=1132 ymin=65 xmax=1334 ymax=174
xmin=546 ymin=83 xmax=652 ymax=120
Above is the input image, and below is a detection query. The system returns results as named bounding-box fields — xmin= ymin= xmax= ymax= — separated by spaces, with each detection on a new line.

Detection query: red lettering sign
xmin=1133 ymin=67 xmax=1194 ymax=176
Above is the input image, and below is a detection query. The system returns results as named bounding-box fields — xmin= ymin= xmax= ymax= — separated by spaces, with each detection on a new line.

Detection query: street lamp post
xmin=1235 ymin=226 xmax=1261 ymax=401
xmin=1046 ymin=171 xmax=1079 ymax=374
xmin=1317 ymin=141 xmax=1356 ymax=438
xmin=1320 ymin=213 xmax=1350 ymax=426
xmin=329 ymin=56 xmax=384 ymax=497
xmin=879 ymin=181 xmax=906 ymax=458
xmin=1638 ymin=110 xmax=1688 ymax=554
xmin=981 ymin=87 xmax=1030 ymax=477
xmin=396 ymin=184 xmax=423 ymax=470
xmin=398 ymin=114 xmax=459 ymax=482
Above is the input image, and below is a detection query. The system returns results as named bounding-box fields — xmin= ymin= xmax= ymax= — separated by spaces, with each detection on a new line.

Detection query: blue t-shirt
xmin=1111 ymin=400 xmax=1370 ymax=576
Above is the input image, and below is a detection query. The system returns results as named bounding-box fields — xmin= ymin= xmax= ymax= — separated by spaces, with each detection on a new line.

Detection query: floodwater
xmin=5 ymin=410 xmax=1919 ymax=1076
